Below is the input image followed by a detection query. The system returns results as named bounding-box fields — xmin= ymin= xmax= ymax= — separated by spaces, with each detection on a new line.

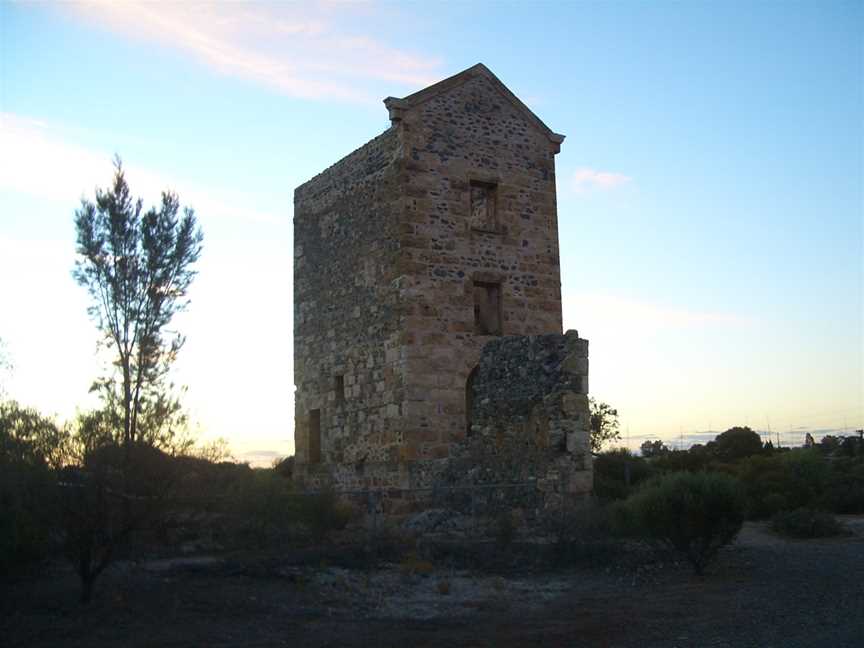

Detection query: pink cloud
xmin=61 ymin=2 xmax=443 ymax=103
xmin=571 ymin=167 xmax=632 ymax=193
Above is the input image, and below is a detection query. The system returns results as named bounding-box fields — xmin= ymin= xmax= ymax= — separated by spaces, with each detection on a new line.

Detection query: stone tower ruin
xmin=293 ymin=64 xmax=592 ymax=501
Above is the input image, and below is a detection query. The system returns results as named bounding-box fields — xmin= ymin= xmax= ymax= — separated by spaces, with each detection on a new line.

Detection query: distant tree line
xmin=595 ymin=425 xmax=863 ymax=518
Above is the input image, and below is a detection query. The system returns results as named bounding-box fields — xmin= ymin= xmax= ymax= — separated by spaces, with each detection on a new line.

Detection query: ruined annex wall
xmin=395 ymin=72 xmax=565 ymax=459
xmin=293 ymin=127 xmax=407 ymax=466
xmin=462 ymin=331 xmax=593 ymax=495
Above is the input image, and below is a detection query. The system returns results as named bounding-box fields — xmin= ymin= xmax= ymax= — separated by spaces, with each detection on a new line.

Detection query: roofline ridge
xmin=383 ymin=63 xmax=565 ymax=147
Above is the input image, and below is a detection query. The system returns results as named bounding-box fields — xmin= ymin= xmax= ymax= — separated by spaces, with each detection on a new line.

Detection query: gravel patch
xmin=3 ymin=517 xmax=862 ymax=647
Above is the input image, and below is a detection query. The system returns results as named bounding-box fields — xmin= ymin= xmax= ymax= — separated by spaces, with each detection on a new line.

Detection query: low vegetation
xmin=0 ymin=396 xmax=366 ymax=597
xmin=616 ymin=471 xmax=745 ymax=575
xmin=771 ymin=508 xmax=848 ymax=539
xmin=3 ymin=395 xmax=863 ymax=598
xmin=590 ymin=426 xmax=863 ymax=573
xmin=542 ymin=499 xmax=622 ymax=566
xmin=595 ymin=427 xmax=864 ymax=520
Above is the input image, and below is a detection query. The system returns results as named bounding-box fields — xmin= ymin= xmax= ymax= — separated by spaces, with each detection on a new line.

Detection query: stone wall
xmin=394 ymin=68 xmax=566 ymax=460
xmin=463 ymin=330 xmax=592 ymax=495
xmin=293 ymin=127 xmax=406 ymax=465
xmin=295 ymin=331 xmax=593 ymax=512
xmin=293 ymin=64 xmax=590 ymax=504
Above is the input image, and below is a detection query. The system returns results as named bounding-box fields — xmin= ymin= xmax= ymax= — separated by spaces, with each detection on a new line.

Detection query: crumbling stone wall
xmin=460 ymin=331 xmax=593 ymax=496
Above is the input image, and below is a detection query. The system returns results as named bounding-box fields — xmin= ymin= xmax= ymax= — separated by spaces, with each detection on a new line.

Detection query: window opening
xmin=470 ymin=180 xmax=497 ymax=231
xmin=473 ymin=281 xmax=502 ymax=335
xmin=308 ymin=409 xmax=321 ymax=464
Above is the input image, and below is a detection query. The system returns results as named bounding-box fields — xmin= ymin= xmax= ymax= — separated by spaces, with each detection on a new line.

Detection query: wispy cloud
xmin=0 ymin=112 xmax=279 ymax=224
xmin=62 ymin=1 xmax=443 ymax=102
xmin=564 ymin=292 xmax=754 ymax=338
xmin=570 ymin=167 xmax=632 ymax=193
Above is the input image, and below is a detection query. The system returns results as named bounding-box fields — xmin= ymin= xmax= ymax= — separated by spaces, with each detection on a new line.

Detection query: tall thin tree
xmin=73 ymin=157 xmax=203 ymax=450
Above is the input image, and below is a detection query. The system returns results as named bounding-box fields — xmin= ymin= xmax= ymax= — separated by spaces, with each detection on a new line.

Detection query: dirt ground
xmin=3 ymin=517 xmax=863 ymax=647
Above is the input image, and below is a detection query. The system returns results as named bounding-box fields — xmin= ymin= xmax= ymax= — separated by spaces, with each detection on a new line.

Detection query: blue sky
xmin=1 ymin=1 xmax=861 ymax=461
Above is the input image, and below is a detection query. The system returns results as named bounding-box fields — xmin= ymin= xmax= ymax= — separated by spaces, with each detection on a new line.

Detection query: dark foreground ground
xmin=3 ymin=517 xmax=863 ymax=648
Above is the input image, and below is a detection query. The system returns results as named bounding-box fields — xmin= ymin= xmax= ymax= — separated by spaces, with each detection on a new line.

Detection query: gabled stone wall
xmin=394 ymin=70 xmax=566 ymax=459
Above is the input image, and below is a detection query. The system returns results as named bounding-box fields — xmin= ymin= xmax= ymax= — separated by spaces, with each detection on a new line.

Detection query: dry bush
xmin=619 ymin=471 xmax=745 ymax=576
xmin=771 ymin=508 xmax=848 ymax=539
xmin=543 ymin=498 xmax=621 ymax=566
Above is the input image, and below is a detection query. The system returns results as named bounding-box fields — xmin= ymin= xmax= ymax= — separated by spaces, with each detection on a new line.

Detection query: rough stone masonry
xmin=293 ymin=63 xmax=591 ymax=510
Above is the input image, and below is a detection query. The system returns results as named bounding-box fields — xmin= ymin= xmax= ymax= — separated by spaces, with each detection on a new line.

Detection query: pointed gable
xmin=384 ymin=63 xmax=565 ymax=152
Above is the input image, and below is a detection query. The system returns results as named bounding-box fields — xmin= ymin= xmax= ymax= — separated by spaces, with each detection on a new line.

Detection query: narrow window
xmin=469 ymin=180 xmax=497 ymax=231
xmin=473 ymin=281 xmax=502 ymax=335
xmin=334 ymin=375 xmax=345 ymax=404
xmin=308 ymin=409 xmax=321 ymax=464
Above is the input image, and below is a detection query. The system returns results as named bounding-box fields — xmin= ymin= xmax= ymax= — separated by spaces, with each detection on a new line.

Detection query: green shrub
xmin=62 ymin=443 xmax=181 ymax=602
xmin=0 ymin=458 xmax=57 ymax=575
xmin=174 ymin=457 xmax=254 ymax=506
xmin=544 ymin=499 xmax=621 ymax=566
xmin=733 ymin=449 xmax=844 ymax=518
xmin=593 ymin=449 xmax=653 ymax=501
xmin=620 ymin=471 xmax=745 ymax=576
xmin=820 ymin=459 xmax=864 ymax=514
xmin=0 ymin=401 xmax=67 ymax=576
xmin=781 ymin=450 xmax=829 ymax=510
xmin=771 ymin=508 xmax=847 ymax=538
xmin=735 ymin=454 xmax=791 ymax=519
xmin=226 ymin=469 xmax=299 ymax=548
xmin=653 ymin=445 xmax=713 ymax=473
xmin=298 ymin=489 xmax=354 ymax=542
xmin=756 ymin=492 xmax=789 ymax=518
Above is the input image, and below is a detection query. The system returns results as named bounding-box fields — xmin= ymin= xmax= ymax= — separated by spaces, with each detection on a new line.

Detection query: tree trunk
xmin=122 ymin=362 xmax=132 ymax=448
